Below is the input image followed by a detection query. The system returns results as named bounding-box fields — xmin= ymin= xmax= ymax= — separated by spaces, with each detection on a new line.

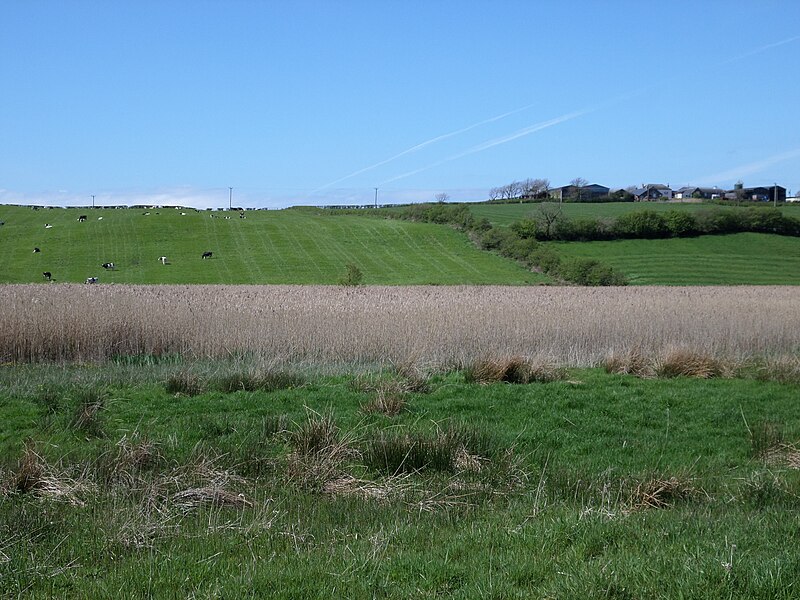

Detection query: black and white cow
xmin=33 ymin=247 xmax=40 ymax=253
xmin=102 ymin=262 xmax=115 ymax=270
xmin=77 ymin=215 xmax=87 ymax=222
xmin=158 ymin=256 xmax=167 ymax=264
xmin=85 ymin=276 xmax=98 ymax=284
xmin=201 ymin=251 xmax=213 ymax=259
xmin=42 ymin=271 xmax=51 ymax=281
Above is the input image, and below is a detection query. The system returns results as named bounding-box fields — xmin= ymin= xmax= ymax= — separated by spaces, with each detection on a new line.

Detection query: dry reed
xmin=1 ymin=284 xmax=799 ymax=367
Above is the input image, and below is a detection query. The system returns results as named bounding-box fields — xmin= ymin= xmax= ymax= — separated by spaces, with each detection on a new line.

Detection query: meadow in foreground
xmin=1 ymin=359 xmax=799 ymax=598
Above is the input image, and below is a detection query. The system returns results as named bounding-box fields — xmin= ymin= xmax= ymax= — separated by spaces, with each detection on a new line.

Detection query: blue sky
xmin=1 ymin=1 xmax=799 ymax=208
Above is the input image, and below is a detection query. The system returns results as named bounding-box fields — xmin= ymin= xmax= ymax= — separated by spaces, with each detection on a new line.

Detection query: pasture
xmin=469 ymin=201 xmax=800 ymax=226
xmin=552 ymin=233 xmax=800 ymax=285
xmin=1 ymin=360 xmax=799 ymax=598
xmin=0 ymin=206 xmax=542 ymax=285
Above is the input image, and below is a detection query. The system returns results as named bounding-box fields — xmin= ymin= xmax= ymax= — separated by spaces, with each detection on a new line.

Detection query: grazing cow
xmin=77 ymin=215 xmax=87 ymax=222
xmin=33 ymin=247 xmax=40 ymax=253
xmin=44 ymin=224 xmax=53 ymax=229
xmin=102 ymin=262 xmax=115 ymax=270
xmin=158 ymin=256 xmax=167 ymax=265
xmin=85 ymin=277 xmax=98 ymax=284
xmin=201 ymin=251 xmax=213 ymax=260
xmin=42 ymin=272 xmax=51 ymax=281
xmin=97 ymin=216 xmax=103 ymax=220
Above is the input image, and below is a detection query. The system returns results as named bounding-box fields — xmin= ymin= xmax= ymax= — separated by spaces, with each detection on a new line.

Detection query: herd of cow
xmin=33 ymin=214 xmax=215 ymax=283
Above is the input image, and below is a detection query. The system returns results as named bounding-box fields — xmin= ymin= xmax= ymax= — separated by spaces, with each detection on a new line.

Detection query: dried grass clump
xmin=69 ymin=388 xmax=108 ymax=437
xmin=627 ymin=475 xmax=700 ymax=511
xmin=101 ymin=433 xmax=165 ymax=486
xmin=165 ymin=370 xmax=206 ymax=396
xmin=360 ymin=389 xmax=408 ymax=417
xmin=760 ymin=443 xmax=800 ymax=470
xmin=172 ymin=487 xmax=253 ymax=510
xmin=465 ymin=356 xmax=566 ymax=384
xmin=602 ymin=348 xmax=653 ymax=377
xmin=655 ymin=348 xmax=726 ymax=379
xmin=7 ymin=441 xmax=92 ymax=506
xmin=286 ymin=412 xmax=358 ymax=492
xmin=752 ymin=356 xmax=800 ymax=384
xmin=321 ymin=475 xmax=407 ymax=502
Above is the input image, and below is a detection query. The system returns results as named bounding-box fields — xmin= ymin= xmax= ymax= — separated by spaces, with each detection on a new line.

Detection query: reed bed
xmin=1 ymin=284 xmax=798 ymax=366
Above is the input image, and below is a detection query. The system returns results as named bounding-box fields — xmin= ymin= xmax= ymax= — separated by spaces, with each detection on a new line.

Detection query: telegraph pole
xmin=774 ymin=182 xmax=778 ymax=208
xmin=374 ymin=187 xmax=378 ymax=208
xmin=91 ymin=194 xmax=95 ymax=208
xmin=229 ymin=187 xmax=233 ymax=210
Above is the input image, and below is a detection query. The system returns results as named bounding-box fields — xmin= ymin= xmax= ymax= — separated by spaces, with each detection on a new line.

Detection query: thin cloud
xmin=694 ymin=147 xmax=800 ymax=185
xmin=719 ymin=35 xmax=800 ymax=66
xmin=379 ymin=108 xmax=593 ymax=185
xmin=311 ymin=102 xmax=540 ymax=193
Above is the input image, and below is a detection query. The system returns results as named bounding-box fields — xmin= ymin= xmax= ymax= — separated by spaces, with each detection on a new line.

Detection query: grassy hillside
xmin=553 ymin=232 xmax=800 ymax=285
xmin=470 ymin=201 xmax=800 ymax=226
xmin=0 ymin=206 xmax=544 ymax=285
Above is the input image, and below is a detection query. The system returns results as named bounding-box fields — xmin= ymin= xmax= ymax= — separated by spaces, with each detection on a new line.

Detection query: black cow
xmin=201 ymin=251 xmax=213 ymax=259
xmin=77 ymin=215 xmax=87 ymax=222
xmin=33 ymin=247 xmax=40 ymax=253
xmin=102 ymin=262 xmax=114 ymax=270
xmin=42 ymin=272 xmax=51 ymax=281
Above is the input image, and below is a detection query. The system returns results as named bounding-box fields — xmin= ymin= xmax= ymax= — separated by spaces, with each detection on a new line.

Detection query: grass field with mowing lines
xmin=551 ymin=233 xmax=800 ymax=285
xmin=0 ymin=206 xmax=544 ymax=285
xmin=468 ymin=201 xmax=800 ymax=226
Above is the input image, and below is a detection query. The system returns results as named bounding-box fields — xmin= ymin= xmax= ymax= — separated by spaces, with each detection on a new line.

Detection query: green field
xmin=0 ymin=206 xmax=544 ymax=285
xmin=552 ymin=232 xmax=800 ymax=285
xmin=2 ymin=361 xmax=799 ymax=598
xmin=469 ymin=201 xmax=800 ymax=226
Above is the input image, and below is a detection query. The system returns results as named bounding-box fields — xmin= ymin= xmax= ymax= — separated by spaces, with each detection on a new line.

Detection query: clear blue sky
xmin=2 ymin=1 xmax=799 ymax=208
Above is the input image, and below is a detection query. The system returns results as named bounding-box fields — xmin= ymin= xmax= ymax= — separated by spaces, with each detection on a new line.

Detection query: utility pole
xmin=91 ymin=194 xmax=95 ymax=209
xmin=229 ymin=187 xmax=233 ymax=210
xmin=374 ymin=187 xmax=378 ymax=208
xmin=774 ymin=182 xmax=778 ymax=208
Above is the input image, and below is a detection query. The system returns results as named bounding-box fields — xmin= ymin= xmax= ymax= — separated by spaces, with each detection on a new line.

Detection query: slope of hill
xmin=552 ymin=233 xmax=800 ymax=285
xmin=0 ymin=206 xmax=545 ymax=285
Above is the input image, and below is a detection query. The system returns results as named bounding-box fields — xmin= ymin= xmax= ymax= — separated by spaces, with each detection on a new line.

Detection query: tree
xmin=569 ymin=177 xmax=588 ymax=202
xmin=435 ymin=192 xmax=450 ymax=204
xmin=520 ymin=178 xmax=550 ymax=199
xmin=534 ymin=203 xmax=565 ymax=239
xmin=488 ymin=187 xmax=502 ymax=201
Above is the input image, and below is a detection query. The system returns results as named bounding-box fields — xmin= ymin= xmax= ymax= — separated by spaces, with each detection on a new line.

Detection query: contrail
xmin=719 ymin=35 xmax=800 ymax=66
xmin=694 ymin=147 xmax=800 ymax=185
xmin=379 ymin=108 xmax=593 ymax=185
xmin=310 ymin=102 xmax=541 ymax=193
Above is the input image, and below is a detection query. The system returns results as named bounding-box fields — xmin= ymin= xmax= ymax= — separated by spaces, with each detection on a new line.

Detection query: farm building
xmin=549 ymin=183 xmax=610 ymax=202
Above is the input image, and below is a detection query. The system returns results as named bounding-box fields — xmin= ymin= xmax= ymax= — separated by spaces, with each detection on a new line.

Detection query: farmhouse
xmin=549 ymin=183 xmax=610 ymax=202
xmin=632 ymin=184 xmax=673 ymax=201
xmin=673 ymin=187 xmax=725 ymax=200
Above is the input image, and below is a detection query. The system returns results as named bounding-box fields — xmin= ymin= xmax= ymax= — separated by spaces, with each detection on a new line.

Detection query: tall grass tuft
xmin=655 ymin=348 xmax=726 ymax=379
xmin=286 ymin=411 xmax=357 ymax=491
xmin=69 ymin=388 xmax=108 ymax=438
xmin=362 ymin=424 xmax=498 ymax=474
xmin=464 ymin=356 xmax=566 ymax=384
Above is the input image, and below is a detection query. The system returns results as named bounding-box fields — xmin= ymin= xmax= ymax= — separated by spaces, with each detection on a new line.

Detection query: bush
xmin=613 ymin=210 xmax=669 ymax=238
xmin=529 ymin=246 xmax=561 ymax=274
xmin=663 ymin=211 xmax=699 ymax=237
xmin=478 ymin=226 xmax=516 ymax=251
xmin=558 ymin=258 xmax=627 ymax=286
xmin=338 ymin=263 xmax=364 ymax=286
